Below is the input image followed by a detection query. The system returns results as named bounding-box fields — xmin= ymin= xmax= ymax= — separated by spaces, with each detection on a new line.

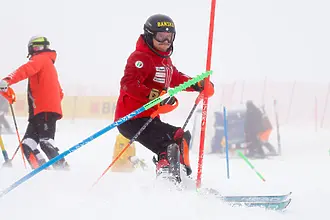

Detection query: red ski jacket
xmin=114 ymin=35 xmax=195 ymax=121
xmin=3 ymin=51 xmax=63 ymax=120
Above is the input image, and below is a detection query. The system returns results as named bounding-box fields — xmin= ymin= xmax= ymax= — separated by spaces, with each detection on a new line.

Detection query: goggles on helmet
xmin=154 ymin=32 xmax=174 ymax=43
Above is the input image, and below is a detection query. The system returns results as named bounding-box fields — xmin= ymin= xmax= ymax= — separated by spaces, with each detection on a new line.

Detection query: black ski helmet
xmin=27 ymin=36 xmax=50 ymax=58
xmin=143 ymin=14 xmax=176 ymax=57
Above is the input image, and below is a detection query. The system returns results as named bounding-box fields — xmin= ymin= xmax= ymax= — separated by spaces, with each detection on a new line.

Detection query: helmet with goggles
xmin=27 ymin=36 xmax=50 ymax=58
xmin=143 ymin=14 xmax=176 ymax=57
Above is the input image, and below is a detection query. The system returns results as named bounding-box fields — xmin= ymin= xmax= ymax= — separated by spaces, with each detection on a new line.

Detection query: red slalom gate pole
xmin=196 ymin=0 xmax=216 ymax=189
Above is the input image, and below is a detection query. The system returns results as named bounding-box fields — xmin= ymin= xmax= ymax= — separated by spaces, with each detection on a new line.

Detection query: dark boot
xmin=246 ymin=141 xmax=266 ymax=159
xmin=40 ymin=139 xmax=69 ymax=170
xmin=154 ymin=143 xmax=181 ymax=183
xmin=22 ymin=143 xmax=46 ymax=169
xmin=264 ymin=142 xmax=277 ymax=155
xmin=254 ymin=140 xmax=266 ymax=158
xmin=167 ymin=143 xmax=181 ymax=183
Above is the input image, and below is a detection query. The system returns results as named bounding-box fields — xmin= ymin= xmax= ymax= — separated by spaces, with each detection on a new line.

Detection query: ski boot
xmin=264 ymin=142 xmax=278 ymax=156
xmin=22 ymin=140 xmax=47 ymax=169
xmin=40 ymin=138 xmax=70 ymax=170
xmin=154 ymin=143 xmax=181 ymax=184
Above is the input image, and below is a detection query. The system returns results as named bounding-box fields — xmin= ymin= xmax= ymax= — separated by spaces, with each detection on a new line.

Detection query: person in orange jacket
xmin=259 ymin=106 xmax=277 ymax=155
xmin=0 ymin=36 xmax=69 ymax=170
xmin=244 ymin=101 xmax=276 ymax=158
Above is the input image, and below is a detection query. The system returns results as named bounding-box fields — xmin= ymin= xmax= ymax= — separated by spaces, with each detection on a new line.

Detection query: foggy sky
xmin=0 ymin=0 xmax=329 ymax=95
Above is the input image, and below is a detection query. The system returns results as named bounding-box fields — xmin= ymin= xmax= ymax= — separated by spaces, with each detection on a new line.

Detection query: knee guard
xmin=174 ymin=129 xmax=192 ymax=176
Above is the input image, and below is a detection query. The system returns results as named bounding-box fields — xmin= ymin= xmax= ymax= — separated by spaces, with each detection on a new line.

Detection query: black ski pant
xmin=21 ymin=112 xmax=65 ymax=168
xmin=117 ymin=117 xmax=180 ymax=155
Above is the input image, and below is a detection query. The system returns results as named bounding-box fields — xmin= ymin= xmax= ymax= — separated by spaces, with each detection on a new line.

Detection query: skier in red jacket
xmin=0 ymin=36 xmax=69 ymax=170
xmin=115 ymin=14 xmax=214 ymax=183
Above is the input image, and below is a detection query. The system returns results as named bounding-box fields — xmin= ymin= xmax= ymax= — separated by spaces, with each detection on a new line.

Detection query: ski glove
xmin=191 ymin=79 xmax=214 ymax=97
xmin=160 ymin=96 xmax=176 ymax=106
xmin=148 ymin=88 xmax=160 ymax=101
xmin=0 ymin=80 xmax=8 ymax=92
xmin=149 ymin=88 xmax=177 ymax=106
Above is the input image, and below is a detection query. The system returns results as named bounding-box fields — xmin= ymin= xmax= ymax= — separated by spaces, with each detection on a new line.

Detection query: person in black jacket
xmin=244 ymin=101 xmax=266 ymax=158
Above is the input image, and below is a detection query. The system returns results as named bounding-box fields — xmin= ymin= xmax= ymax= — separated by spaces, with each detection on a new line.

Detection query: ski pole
xmin=8 ymin=104 xmax=26 ymax=168
xmin=92 ymin=117 xmax=156 ymax=187
xmin=165 ymin=93 xmax=204 ymax=175
xmin=0 ymin=70 xmax=212 ymax=198
xmin=92 ymin=100 xmax=178 ymax=187
xmin=237 ymin=150 xmax=266 ymax=182
xmin=189 ymin=112 xmax=198 ymax=147
xmin=9 ymin=146 xmax=19 ymax=161
xmin=182 ymin=91 xmax=205 ymax=148
xmin=0 ymin=88 xmax=26 ymax=167
xmin=182 ymin=92 xmax=204 ymax=130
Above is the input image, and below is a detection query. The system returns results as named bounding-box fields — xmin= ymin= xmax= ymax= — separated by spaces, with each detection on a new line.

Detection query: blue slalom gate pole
xmin=0 ymin=70 xmax=212 ymax=199
xmin=223 ymin=106 xmax=230 ymax=179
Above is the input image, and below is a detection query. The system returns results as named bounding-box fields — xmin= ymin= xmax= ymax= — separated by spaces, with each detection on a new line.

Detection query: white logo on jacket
xmin=153 ymin=66 xmax=166 ymax=83
xmin=135 ymin=61 xmax=143 ymax=68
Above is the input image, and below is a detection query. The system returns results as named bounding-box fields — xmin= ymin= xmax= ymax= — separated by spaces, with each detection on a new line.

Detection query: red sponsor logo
xmin=90 ymin=102 xmax=100 ymax=114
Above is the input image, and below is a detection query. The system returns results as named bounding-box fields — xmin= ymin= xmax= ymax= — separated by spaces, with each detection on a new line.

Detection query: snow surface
xmin=0 ymin=117 xmax=329 ymax=220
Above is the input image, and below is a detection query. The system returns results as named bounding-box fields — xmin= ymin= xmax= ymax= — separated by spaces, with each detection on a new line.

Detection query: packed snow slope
xmin=0 ymin=118 xmax=328 ymax=220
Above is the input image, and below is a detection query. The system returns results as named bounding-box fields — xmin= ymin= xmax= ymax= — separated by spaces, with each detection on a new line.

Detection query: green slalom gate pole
xmin=0 ymin=70 xmax=213 ymax=199
xmin=237 ymin=150 xmax=266 ymax=182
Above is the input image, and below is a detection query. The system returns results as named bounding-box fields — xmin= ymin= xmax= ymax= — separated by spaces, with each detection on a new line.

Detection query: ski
xmin=197 ymin=188 xmax=292 ymax=210
xmin=222 ymin=192 xmax=291 ymax=203
xmin=155 ymin=172 xmax=292 ymax=211
xmin=226 ymin=199 xmax=291 ymax=211
xmin=200 ymin=188 xmax=292 ymax=203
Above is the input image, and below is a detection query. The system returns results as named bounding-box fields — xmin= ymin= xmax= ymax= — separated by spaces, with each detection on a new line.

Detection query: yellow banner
xmin=9 ymin=94 xmax=118 ymax=120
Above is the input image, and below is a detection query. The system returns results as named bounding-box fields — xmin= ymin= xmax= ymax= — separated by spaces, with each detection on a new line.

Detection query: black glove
xmin=160 ymin=96 xmax=176 ymax=106
xmin=191 ymin=79 xmax=214 ymax=92
xmin=184 ymin=165 xmax=192 ymax=176
xmin=190 ymin=80 xmax=215 ymax=98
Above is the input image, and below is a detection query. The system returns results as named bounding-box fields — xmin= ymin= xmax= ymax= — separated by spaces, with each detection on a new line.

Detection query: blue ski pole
xmin=0 ymin=70 xmax=213 ymax=198
xmin=223 ymin=106 xmax=230 ymax=179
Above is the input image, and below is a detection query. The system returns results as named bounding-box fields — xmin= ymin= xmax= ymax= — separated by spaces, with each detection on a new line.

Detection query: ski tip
xmin=284 ymin=198 xmax=292 ymax=209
